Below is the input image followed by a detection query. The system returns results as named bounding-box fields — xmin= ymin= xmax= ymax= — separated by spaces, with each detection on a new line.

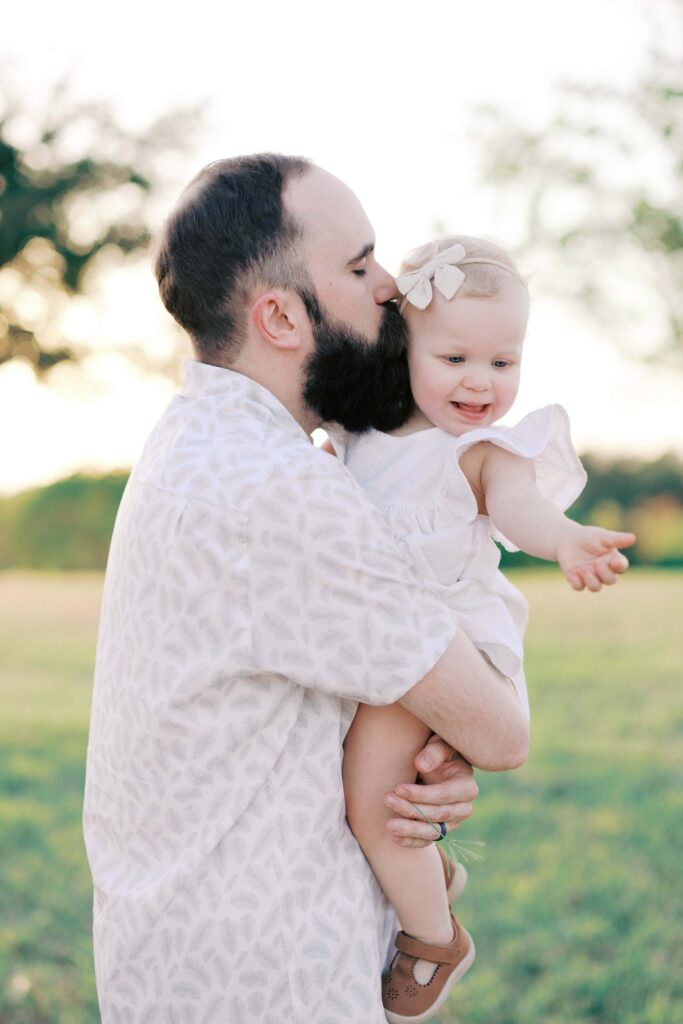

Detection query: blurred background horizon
xmin=2 ymin=0 xmax=682 ymax=571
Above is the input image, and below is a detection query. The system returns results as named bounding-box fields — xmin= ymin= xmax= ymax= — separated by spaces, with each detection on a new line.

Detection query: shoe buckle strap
xmin=395 ymin=929 xmax=463 ymax=966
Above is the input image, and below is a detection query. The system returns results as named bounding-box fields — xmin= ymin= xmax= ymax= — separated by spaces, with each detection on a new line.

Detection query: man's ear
xmin=250 ymin=290 xmax=304 ymax=351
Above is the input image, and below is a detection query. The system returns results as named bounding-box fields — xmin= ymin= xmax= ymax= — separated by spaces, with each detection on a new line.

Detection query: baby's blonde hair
xmin=400 ymin=234 xmax=528 ymax=300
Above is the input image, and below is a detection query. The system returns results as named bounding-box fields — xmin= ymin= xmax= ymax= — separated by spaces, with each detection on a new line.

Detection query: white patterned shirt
xmin=83 ymin=360 xmax=456 ymax=1024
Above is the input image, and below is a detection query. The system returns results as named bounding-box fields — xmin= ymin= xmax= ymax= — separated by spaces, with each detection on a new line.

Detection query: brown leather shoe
xmin=382 ymin=912 xmax=475 ymax=1024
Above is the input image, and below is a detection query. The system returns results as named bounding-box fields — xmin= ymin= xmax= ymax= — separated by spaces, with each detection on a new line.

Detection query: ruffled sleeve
xmin=452 ymin=404 xmax=587 ymax=551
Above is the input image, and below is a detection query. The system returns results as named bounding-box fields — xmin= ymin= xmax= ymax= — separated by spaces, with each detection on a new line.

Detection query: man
xmin=83 ymin=154 xmax=529 ymax=1024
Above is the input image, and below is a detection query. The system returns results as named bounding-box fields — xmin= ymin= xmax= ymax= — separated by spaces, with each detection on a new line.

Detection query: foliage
xmin=575 ymin=452 xmax=683 ymax=513
xmin=474 ymin=3 xmax=683 ymax=369
xmin=1 ymin=570 xmax=681 ymax=1023
xmin=0 ymin=81 xmax=199 ymax=374
xmin=0 ymin=472 xmax=128 ymax=570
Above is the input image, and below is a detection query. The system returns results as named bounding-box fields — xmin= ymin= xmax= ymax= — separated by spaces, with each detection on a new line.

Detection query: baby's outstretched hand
xmin=557 ymin=526 xmax=636 ymax=592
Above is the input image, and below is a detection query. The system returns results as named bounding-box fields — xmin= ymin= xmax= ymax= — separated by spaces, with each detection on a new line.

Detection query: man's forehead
xmin=285 ymin=166 xmax=374 ymax=254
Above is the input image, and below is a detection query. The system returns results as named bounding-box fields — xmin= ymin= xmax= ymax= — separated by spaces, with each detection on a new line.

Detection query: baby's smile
xmin=451 ymin=401 xmax=492 ymax=421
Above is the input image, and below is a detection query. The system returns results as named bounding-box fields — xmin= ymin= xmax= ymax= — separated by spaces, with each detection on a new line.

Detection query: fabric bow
xmin=396 ymin=242 xmax=468 ymax=311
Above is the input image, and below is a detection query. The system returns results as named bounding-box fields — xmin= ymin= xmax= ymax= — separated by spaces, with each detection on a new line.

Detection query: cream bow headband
xmin=396 ymin=242 xmax=517 ymax=313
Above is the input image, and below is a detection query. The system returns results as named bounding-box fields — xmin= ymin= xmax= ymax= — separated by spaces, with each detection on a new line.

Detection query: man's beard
xmin=301 ymin=294 xmax=414 ymax=433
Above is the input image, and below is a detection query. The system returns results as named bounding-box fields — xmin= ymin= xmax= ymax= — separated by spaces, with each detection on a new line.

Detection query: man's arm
xmin=399 ymin=628 xmax=529 ymax=772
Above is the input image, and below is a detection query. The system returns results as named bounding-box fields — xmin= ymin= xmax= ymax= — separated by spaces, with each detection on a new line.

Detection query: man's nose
xmin=373 ymin=263 xmax=399 ymax=304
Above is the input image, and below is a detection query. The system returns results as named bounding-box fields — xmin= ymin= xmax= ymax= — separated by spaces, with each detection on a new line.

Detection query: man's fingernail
xmin=418 ymin=755 xmax=432 ymax=770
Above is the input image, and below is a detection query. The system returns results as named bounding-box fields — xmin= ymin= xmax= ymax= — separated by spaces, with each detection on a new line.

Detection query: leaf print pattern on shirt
xmin=83 ymin=361 xmax=455 ymax=1024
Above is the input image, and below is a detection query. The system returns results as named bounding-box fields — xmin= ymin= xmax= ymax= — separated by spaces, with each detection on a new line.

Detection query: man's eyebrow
xmin=346 ymin=243 xmax=375 ymax=267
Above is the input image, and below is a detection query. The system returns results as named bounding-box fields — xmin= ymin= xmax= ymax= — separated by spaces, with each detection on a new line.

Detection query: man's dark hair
xmin=154 ymin=153 xmax=312 ymax=364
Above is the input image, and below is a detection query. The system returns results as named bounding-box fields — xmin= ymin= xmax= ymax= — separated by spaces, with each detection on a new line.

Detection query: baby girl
xmin=329 ymin=236 xmax=635 ymax=1023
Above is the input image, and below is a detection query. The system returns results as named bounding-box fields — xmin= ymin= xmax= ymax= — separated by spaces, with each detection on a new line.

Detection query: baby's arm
xmin=470 ymin=444 xmax=636 ymax=592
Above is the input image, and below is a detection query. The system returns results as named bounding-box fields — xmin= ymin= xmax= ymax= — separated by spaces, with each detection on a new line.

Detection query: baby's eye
xmin=447 ymin=356 xmax=465 ymax=364
xmin=492 ymin=360 xmax=508 ymax=368
xmin=352 ymin=268 xmax=367 ymax=277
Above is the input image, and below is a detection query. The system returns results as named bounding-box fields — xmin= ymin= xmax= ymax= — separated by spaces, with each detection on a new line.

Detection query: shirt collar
xmin=180 ymin=359 xmax=312 ymax=444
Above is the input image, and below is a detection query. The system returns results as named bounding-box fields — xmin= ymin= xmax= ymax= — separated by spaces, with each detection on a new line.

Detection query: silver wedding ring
xmin=436 ymin=821 xmax=448 ymax=840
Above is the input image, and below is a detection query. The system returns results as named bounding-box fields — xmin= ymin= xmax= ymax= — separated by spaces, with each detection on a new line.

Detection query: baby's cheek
xmin=505 ymin=372 xmax=521 ymax=399
xmin=408 ymin=367 xmax=432 ymax=405
xmin=497 ymin=378 xmax=521 ymax=415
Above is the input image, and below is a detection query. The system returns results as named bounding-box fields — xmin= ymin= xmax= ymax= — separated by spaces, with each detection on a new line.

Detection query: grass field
xmin=0 ymin=569 xmax=682 ymax=1024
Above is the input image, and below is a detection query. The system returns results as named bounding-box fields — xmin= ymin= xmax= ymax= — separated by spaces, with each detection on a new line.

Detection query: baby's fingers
xmin=570 ymin=565 xmax=602 ymax=592
xmin=566 ymin=569 xmax=586 ymax=591
xmin=608 ymin=550 xmax=630 ymax=574
xmin=583 ymin=569 xmax=603 ymax=592
xmin=594 ymin=559 xmax=618 ymax=586
xmin=605 ymin=530 xmax=636 ymax=550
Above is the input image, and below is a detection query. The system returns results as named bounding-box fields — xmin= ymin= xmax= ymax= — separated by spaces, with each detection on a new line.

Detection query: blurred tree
xmin=0 ymin=471 xmax=129 ymax=569
xmin=474 ymin=1 xmax=683 ymax=370
xmin=573 ymin=452 xmax=683 ymax=516
xmin=0 ymin=81 xmax=200 ymax=374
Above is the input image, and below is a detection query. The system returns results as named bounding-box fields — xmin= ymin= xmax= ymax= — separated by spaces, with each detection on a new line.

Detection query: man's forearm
xmin=399 ymin=629 xmax=530 ymax=771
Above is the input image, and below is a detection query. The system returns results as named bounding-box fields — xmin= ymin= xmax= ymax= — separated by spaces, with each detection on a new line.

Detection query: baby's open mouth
xmin=452 ymin=402 xmax=490 ymax=414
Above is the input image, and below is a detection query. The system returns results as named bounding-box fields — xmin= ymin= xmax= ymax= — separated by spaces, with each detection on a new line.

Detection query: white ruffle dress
xmin=330 ymin=404 xmax=587 ymax=717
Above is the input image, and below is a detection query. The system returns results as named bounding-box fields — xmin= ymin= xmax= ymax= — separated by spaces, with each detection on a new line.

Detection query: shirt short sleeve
xmin=247 ymin=459 xmax=456 ymax=704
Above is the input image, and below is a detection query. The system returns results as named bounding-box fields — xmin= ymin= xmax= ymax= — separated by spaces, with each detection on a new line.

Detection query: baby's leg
xmin=343 ymin=702 xmax=453 ymax=977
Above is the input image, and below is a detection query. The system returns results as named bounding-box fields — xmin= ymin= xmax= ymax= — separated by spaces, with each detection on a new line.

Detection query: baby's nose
xmin=463 ymin=374 xmax=490 ymax=391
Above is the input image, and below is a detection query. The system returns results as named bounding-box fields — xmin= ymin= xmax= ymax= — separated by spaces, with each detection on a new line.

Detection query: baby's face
xmin=405 ymin=281 xmax=528 ymax=435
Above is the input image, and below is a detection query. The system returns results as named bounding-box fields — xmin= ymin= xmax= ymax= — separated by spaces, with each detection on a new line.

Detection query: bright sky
xmin=2 ymin=0 xmax=681 ymax=495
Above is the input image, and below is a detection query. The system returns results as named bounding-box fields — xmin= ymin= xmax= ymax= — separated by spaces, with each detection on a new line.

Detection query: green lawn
xmin=0 ymin=574 xmax=101 ymax=1024
xmin=0 ymin=570 xmax=681 ymax=1024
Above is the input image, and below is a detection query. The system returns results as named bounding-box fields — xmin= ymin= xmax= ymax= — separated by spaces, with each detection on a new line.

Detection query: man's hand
xmin=383 ymin=735 xmax=478 ymax=848
xmin=557 ymin=526 xmax=636 ymax=592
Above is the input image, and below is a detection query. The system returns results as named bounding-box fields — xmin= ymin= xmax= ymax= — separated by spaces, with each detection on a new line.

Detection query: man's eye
xmin=493 ymin=360 xmax=508 ymax=368
xmin=447 ymin=356 xmax=465 ymax=363
xmin=352 ymin=268 xmax=367 ymax=277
